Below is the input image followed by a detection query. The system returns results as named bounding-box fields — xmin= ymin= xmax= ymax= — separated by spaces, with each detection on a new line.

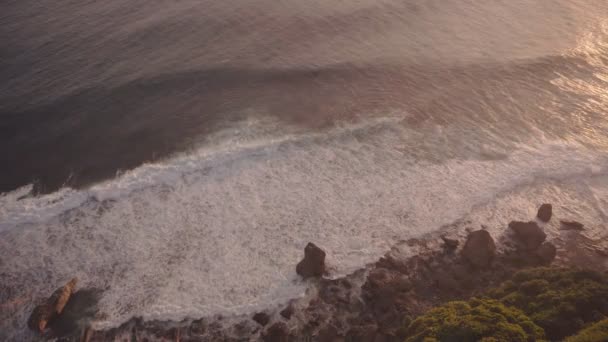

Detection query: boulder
xmin=461 ymin=230 xmax=496 ymax=268
xmin=560 ymin=220 xmax=584 ymax=231
xmin=509 ymin=221 xmax=547 ymax=250
xmin=296 ymin=243 xmax=326 ymax=278
xmin=27 ymin=278 xmax=78 ymax=333
xmin=537 ymin=204 xmax=553 ymax=222
xmin=536 ymin=242 xmax=557 ymax=264
xmin=253 ymin=312 xmax=270 ymax=326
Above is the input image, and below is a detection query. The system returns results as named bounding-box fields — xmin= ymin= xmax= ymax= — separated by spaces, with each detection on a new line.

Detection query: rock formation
xmin=296 ymin=243 xmax=326 ymax=278
xmin=509 ymin=221 xmax=547 ymax=250
xmin=461 ymin=230 xmax=496 ymax=268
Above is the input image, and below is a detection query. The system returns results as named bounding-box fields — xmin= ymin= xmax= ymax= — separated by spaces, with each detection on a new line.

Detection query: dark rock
xmin=537 ymin=204 xmax=553 ymax=222
xmin=27 ymin=278 xmax=78 ymax=333
xmin=461 ymin=230 xmax=496 ymax=268
xmin=509 ymin=221 xmax=547 ymax=250
xmin=441 ymin=236 xmax=459 ymax=250
xmin=346 ymin=324 xmax=378 ymax=342
xmin=48 ymin=288 xmax=102 ymax=338
xmin=560 ymin=220 xmax=584 ymax=231
xmin=280 ymin=303 xmax=294 ymax=320
xmin=317 ymin=324 xmax=339 ymax=342
xmin=296 ymin=243 xmax=326 ymax=278
xmin=262 ymin=322 xmax=290 ymax=342
xmin=536 ymin=242 xmax=557 ymax=264
xmin=28 ymin=303 xmax=54 ymax=333
xmin=253 ymin=312 xmax=270 ymax=326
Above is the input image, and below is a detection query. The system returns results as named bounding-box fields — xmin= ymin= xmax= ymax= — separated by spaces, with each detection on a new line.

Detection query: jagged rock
xmin=441 ymin=236 xmax=459 ymax=250
xmin=296 ymin=243 xmax=326 ymax=278
xmin=560 ymin=220 xmax=584 ymax=231
xmin=262 ymin=322 xmax=290 ymax=342
xmin=509 ymin=221 xmax=547 ymax=250
xmin=461 ymin=230 xmax=496 ymax=268
xmin=536 ymin=242 xmax=557 ymax=264
xmin=280 ymin=303 xmax=294 ymax=320
xmin=27 ymin=278 xmax=78 ymax=333
xmin=253 ymin=312 xmax=270 ymax=326
xmin=537 ymin=204 xmax=553 ymax=222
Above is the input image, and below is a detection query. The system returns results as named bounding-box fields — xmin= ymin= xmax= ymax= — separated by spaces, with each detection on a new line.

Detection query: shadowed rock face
xmin=461 ymin=230 xmax=496 ymax=268
xmin=296 ymin=243 xmax=326 ymax=278
xmin=48 ymin=289 xmax=102 ymax=338
xmin=509 ymin=221 xmax=547 ymax=250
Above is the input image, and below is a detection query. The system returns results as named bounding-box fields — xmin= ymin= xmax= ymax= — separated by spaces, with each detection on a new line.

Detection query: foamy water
xmin=1 ymin=1 xmax=608 ymax=340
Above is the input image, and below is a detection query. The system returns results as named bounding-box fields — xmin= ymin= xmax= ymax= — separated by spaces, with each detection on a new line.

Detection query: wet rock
xmin=253 ymin=312 xmax=270 ymax=326
xmin=537 ymin=203 xmax=552 ymax=222
xmin=48 ymin=288 xmax=102 ymax=338
xmin=560 ymin=220 xmax=584 ymax=231
xmin=262 ymin=322 xmax=290 ymax=342
xmin=27 ymin=278 xmax=78 ymax=333
xmin=441 ymin=236 xmax=459 ymax=250
xmin=461 ymin=230 xmax=496 ymax=268
xmin=509 ymin=221 xmax=546 ymax=250
xmin=280 ymin=303 xmax=294 ymax=320
xmin=296 ymin=243 xmax=326 ymax=278
xmin=536 ymin=242 xmax=557 ymax=264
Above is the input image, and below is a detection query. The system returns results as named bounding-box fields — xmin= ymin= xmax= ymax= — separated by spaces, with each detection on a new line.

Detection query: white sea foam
xmin=1 ymin=116 xmax=607 ymax=339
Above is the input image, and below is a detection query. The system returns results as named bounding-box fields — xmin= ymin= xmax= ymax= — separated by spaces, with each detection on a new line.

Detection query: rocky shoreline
xmin=29 ymin=204 xmax=608 ymax=341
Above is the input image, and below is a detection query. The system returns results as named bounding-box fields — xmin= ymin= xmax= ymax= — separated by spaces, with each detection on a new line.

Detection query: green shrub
xmin=404 ymin=298 xmax=545 ymax=342
xmin=488 ymin=268 xmax=608 ymax=340
xmin=565 ymin=319 xmax=608 ymax=342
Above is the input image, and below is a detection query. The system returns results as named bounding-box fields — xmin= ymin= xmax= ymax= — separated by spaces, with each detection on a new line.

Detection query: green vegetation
xmin=487 ymin=268 xmax=608 ymax=340
xmin=404 ymin=298 xmax=545 ymax=342
xmin=403 ymin=268 xmax=608 ymax=341
xmin=565 ymin=319 xmax=608 ymax=342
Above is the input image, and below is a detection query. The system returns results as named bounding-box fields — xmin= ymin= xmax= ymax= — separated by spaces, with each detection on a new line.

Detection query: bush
xmin=565 ymin=319 xmax=608 ymax=342
xmin=404 ymin=298 xmax=545 ymax=342
xmin=488 ymin=268 xmax=608 ymax=340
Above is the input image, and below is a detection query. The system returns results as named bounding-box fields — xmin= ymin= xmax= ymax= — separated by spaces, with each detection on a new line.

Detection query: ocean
xmin=1 ymin=0 xmax=608 ymax=339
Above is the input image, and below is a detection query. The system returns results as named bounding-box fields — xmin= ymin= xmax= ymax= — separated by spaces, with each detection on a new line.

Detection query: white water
xmin=1 ymin=115 xmax=607 ymax=339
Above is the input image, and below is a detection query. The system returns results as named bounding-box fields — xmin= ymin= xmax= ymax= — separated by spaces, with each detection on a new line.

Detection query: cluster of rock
xmin=32 ymin=203 xmax=599 ymax=342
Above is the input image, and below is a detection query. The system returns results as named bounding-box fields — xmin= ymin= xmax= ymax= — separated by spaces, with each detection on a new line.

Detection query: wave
xmin=1 ymin=116 xmax=607 ymax=336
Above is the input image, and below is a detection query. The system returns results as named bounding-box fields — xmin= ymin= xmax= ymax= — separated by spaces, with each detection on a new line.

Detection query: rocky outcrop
xmin=280 ymin=303 xmax=294 ymax=320
xmin=27 ymin=278 xmax=78 ymax=333
xmin=253 ymin=312 xmax=270 ymax=326
xmin=537 ymin=204 xmax=552 ymax=222
xmin=509 ymin=221 xmax=547 ymax=250
xmin=560 ymin=220 xmax=584 ymax=231
xmin=461 ymin=230 xmax=496 ymax=268
xmin=536 ymin=242 xmax=557 ymax=264
xmin=296 ymin=243 xmax=326 ymax=278
xmin=441 ymin=235 xmax=459 ymax=251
